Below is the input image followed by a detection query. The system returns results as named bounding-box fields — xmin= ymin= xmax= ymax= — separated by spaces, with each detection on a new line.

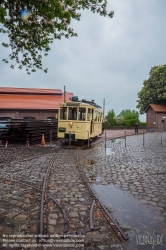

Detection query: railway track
xmin=76 ymin=150 xmax=128 ymax=241
xmin=0 ymin=143 xmax=128 ymax=249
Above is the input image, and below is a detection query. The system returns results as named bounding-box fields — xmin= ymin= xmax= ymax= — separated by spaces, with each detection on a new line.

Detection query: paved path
xmin=92 ymin=129 xmax=146 ymax=145
xmin=0 ymin=144 xmax=123 ymax=250
xmin=82 ymin=132 xmax=166 ymax=250
xmin=0 ymin=132 xmax=166 ymax=250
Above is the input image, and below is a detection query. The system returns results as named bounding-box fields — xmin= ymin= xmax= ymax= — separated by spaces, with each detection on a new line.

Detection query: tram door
xmin=90 ymin=109 xmax=93 ymax=134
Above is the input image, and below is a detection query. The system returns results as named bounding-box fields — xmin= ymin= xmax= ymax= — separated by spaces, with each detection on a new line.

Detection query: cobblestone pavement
xmin=0 ymin=143 xmax=124 ymax=250
xmin=92 ymin=129 xmax=146 ymax=145
xmin=81 ymin=132 xmax=166 ymax=250
xmin=0 ymin=132 xmax=166 ymax=250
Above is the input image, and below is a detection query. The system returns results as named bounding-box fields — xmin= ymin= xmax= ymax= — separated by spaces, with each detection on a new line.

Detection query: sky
xmin=1 ymin=0 xmax=166 ymax=122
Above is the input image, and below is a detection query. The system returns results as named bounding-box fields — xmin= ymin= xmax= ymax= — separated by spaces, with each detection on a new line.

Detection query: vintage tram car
xmin=57 ymin=97 xmax=103 ymax=141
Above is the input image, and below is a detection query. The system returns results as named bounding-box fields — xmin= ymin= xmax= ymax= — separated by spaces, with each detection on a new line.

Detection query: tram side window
xmin=78 ymin=108 xmax=86 ymax=121
xmin=68 ymin=107 xmax=77 ymax=120
xmin=95 ymin=111 xmax=98 ymax=121
xmin=98 ymin=113 xmax=100 ymax=122
xmin=87 ymin=108 xmax=91 ymax=121
xmin=99 ymin=113 xmax=101 ymax=122
xmin=60 ymin=107 xmax=67 ymax=120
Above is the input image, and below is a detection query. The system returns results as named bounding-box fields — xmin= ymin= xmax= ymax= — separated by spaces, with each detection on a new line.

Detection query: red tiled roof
xmin=0 ymin=93 xmax=73 ymax=110
xmin=0 ymin=87 xmax=62 ymax=95
xmin=145 ymin=104 xmax=166 ymax=112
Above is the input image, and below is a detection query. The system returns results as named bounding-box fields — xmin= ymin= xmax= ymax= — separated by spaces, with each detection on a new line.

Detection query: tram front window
xmin=68 ymin=107 xmax=77 ymax=120
xmin=78 ymin=108 xmax=86 ymax=121
xmin=60 ymin=107 xmax=67 ymax=120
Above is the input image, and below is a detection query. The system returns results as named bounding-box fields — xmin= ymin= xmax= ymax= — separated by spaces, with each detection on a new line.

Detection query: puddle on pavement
xmin=104 ymin=147 xmax=115 ymax=155
xmin=110 ymin=138 xmax=123 ymax=142
xmin=82 ymin=159 xmax=96 ymax=165
xmin=96 ymin=176 xmax=103 ymax=182
xmin=84 ymin=165 xmax=94 ymax=171
xmin=92 ymin=184 xmax=166 ymax=250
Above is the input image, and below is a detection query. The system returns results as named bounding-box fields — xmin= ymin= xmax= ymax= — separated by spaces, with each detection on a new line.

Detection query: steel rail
xmin=3 ymin=177 xmax=69 ymax=234
xmin=40 ymin=165 xmax=50 ymax=237
xmin=76 ymin=152 xmax=128 ymax=241
xmin=47 ymin=194 xmax=69 ymax=233
xmin=89 ymin=200 xmax=95 ymax=230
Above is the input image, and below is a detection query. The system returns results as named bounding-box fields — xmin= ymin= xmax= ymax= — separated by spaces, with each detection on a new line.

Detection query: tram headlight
xmin=69 ymin=121 xmax=73 ymax=127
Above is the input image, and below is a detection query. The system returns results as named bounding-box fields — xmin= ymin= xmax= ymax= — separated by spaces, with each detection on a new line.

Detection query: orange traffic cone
xmin=41 ymin=134 xmax=46 ymax=146
xmin=5 ymin=141 xmax=8 ymax=148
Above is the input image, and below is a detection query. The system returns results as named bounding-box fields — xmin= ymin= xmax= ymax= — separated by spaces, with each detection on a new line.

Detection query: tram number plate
xmin=66 ymin=102 xmax=80 ymax=106
xmin=59 ymin=127 xmax=66 ymax=132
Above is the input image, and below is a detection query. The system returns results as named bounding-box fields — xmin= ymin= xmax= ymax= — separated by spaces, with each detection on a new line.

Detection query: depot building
xmin=0 ymin=87 xmax=73 ymax=120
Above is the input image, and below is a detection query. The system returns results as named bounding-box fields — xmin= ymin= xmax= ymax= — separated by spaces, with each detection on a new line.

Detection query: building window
xmin=47 ymin=117 xmax=56 ymax=121
xmin=23 ymin=117 xmax=36 ymax=121
xmin=0 ymin=117 xmax=11 ymax=122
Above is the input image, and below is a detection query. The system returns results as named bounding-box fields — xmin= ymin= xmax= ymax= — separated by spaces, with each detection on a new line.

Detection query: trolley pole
xmin=124 ymin=131 xmax=126 ymax=147
xmin=87 ymin=130 xmax=89 ymax=148
xmin=64 ymin=86 xmax=66 ymax=103
xmin=105 ymin=130 xmax=106 ymax=150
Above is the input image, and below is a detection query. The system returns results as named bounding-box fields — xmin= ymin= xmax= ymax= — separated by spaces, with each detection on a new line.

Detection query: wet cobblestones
xmin=0 ymin=144 xmax=124 ymax=250
xmin=82 ymin=132 xmax=166 ymax=249
xmin=0 ymin=132 xmax=166 ymax=250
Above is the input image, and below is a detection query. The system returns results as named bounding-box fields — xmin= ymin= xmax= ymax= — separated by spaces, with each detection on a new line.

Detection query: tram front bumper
xmin=65 ymin=133 xmax=75 ymax=140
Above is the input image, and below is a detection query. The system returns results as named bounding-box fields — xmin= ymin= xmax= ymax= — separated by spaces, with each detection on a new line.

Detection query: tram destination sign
xmin=59 ymin=127 xmax=66 ymax=132
xmin=66 ymin=102 xmax=80 ymax=106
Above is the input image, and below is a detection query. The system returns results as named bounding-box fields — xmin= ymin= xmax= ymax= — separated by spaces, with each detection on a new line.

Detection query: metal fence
xmin=0 ymin=119 xmax=58 ymax=144
xmin=104 ymin=129 xmax=165 ymax=149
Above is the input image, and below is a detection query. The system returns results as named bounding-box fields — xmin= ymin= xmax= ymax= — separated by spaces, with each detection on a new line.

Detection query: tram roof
xmin=60 ymin=101 xmax=102 ymax=110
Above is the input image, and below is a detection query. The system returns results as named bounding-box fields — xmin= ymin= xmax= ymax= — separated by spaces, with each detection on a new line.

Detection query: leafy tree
xmin=0 ymin=0 xmax=114 ymax=74
xmin=137 ymin=65 xmax=166 ymax=114
xmin=116 ymin=115 xmax=123 ymax=125
xmin=118 ymin=109 xmax=139 ymax=119
xmin=105 ymin=109 xmax=117 ymax=126
xmin=117 ymin=109 xmax=139 ymax=126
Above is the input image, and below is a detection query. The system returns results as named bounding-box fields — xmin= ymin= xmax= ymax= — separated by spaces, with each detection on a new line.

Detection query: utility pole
xmin=103 ymin=98 xmax=105 ymax=119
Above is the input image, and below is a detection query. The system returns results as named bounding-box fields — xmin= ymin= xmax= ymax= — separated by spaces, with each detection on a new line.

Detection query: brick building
xmin=0 ymin=87 xmax=73 ymax=120
xmin=145 ymin=104 xmax=166 ymax=131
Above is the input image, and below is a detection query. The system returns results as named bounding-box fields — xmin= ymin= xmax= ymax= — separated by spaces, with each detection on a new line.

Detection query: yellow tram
xmin=57 ymin=97 xmax=103 ymax=141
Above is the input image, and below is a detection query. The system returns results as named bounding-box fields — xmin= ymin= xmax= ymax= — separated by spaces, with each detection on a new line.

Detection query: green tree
xmin=118 ymin=109 xmax=139 ymax=119
xmin=137 ymin=65 xmax=166 ymax=114
xmin=117 ymin=109 xmax=139 ymax=126
xmin=105 ymin=109 xmax=117 ymax=126
xmin=0 ymin=0 xmax=114 ymax=74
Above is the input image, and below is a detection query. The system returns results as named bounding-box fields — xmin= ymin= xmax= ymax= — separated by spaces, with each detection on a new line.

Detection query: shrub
xmin=139 ymin=122 xmax=146 ymax=126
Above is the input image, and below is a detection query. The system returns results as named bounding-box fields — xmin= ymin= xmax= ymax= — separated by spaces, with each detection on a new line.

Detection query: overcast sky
xmin=1 ymin=0 xmax=166 ymax=122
